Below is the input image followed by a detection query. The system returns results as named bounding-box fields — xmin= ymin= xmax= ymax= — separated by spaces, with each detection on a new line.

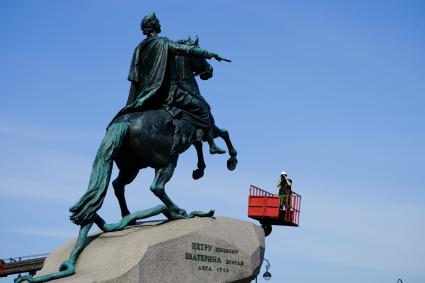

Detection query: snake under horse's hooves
xmin=14 ymin=206 xmax=214 ymax=283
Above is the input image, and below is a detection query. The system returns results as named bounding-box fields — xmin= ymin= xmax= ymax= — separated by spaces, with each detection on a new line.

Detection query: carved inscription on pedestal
xmin=184 ymin=242 xmax=244 ymax=273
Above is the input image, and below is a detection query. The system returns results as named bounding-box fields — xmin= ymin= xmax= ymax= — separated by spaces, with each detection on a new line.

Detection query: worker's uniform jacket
xmin=278 ymin=178 xmax=293 ymax=209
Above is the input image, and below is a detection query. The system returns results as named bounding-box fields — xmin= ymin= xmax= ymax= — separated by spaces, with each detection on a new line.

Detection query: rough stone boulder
xmin=37 ymin=217 xmax=265 ymax=283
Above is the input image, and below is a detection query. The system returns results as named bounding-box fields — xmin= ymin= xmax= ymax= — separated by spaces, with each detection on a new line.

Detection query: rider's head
xmin=141 ymin=12 xmax=161 ymax=36
xmin=281 ymin=171 xmax=287 ymax=178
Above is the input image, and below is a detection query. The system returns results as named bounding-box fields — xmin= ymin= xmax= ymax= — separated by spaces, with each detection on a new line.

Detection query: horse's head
xmin=176 ymin=36 xmax=213 ymax=80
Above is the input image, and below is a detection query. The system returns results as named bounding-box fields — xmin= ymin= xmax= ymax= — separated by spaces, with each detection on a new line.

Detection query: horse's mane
xmin=177 ymin=35 xmax=199 ymax=47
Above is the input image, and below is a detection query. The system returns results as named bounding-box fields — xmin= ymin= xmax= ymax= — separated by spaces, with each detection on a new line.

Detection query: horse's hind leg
xmin=213 ymin=126 xmax=238 ymax=170
xmin=112 ymin=168 xmax=139 ymax=218
xmin=150 ymin=163 xmax=187 ymax=217
xmin=192 ymin=141 xmax=206 ymax=180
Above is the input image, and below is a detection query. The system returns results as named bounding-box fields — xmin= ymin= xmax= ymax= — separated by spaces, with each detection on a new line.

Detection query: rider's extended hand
xmin=212 ymin=53 xmax=231 ymax=63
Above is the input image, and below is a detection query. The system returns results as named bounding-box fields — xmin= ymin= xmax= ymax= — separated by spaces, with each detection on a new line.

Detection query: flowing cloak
xmin=108 ymin=36 xmax=171 ymax=126
xmin=109 ymin=36 xmax=213 ymax=127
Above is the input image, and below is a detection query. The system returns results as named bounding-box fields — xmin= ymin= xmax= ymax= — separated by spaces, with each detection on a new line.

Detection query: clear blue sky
xmin=1 ymin=1 xmax=424 ymax=282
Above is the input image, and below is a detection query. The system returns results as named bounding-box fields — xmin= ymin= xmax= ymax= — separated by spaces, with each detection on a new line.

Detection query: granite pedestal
xmin=36 ymin=217 xmax=265 ymax=283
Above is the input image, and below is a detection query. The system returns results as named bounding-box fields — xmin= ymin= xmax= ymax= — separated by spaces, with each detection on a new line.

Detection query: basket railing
xmin=249 ymin=185 xmax=275 ymax=197
xmin=283 ymin=192 xmax=301 ymax=225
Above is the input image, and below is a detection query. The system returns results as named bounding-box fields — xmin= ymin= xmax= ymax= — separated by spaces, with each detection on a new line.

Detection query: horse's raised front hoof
xmin=227 ymin=157 xmax=238 ymax=171
xmin=192 ymin=169 xmax=205 ymax=180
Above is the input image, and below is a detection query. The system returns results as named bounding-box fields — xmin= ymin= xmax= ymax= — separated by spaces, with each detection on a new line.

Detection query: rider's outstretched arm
xmin=168 ymin=40 xmax=230 ymax=62
xmin=168 ymin=40 xmax=215 ymax=59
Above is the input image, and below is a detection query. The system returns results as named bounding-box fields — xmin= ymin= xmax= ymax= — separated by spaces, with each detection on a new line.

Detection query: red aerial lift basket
xmin=248 ymin=185 xmax=301 ymax=227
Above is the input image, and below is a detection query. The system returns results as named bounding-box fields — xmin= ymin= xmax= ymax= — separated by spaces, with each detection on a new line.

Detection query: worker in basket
xmin=277 ymin=171 xmax=292 ymax=210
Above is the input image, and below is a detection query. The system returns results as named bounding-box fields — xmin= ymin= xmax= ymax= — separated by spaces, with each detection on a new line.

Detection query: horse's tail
xmin=69 ymin=122 xmax=129 ymax=225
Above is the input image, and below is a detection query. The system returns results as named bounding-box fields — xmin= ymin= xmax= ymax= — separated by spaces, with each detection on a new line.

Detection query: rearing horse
xmin=15 ymin=39 xmax=237 ymax=283
xmin=69 ymin=38 xmax=237 ymax=225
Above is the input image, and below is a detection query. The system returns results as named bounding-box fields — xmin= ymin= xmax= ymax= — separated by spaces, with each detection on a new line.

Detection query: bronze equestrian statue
xmin=16 ymin=13 xmax=236 ymax=283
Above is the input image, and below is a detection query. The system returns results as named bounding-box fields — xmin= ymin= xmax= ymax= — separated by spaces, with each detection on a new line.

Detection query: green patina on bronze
xmin=70 ymin=122 xmax=129 ymax=225
xmin=16 ymin=12 xmax=235 ymax=283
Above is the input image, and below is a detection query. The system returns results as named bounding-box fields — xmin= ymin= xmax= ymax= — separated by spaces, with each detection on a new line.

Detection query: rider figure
xmin=277 ymin=171 xmax=292 ymax=210
xmin=119 ymin=12 xmax=225 ymax=154
xmin=169 ymin=37 xmax=226 ymax=154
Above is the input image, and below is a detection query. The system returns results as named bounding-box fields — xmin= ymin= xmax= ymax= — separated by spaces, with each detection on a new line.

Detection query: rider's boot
xmin=208 ymin=137 xmax=226 ymax=154
xmin=196 ymin=128 xmax=225 ymax=154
